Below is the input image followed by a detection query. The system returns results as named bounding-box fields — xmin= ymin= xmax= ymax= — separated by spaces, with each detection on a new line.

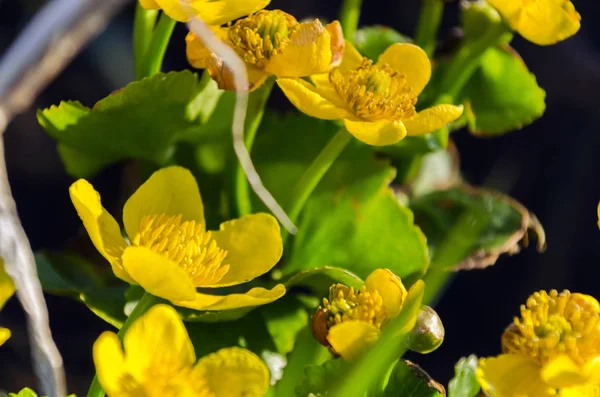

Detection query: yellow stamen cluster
xmin=329 ymin=58 xmax=417 ymax=121
xmin=502 ymin=290 xmax=600 ymax=366
xmin=133 ymin=213 xmax=229 ymax=286
xmin=323 ymin=284 xmax=388 ymax=329
xmin=228 ymin=10 xmax=299 ymax=69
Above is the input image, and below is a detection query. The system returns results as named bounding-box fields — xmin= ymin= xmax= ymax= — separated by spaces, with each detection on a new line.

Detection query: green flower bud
xmin=406 ymin=306 xmax=445 ymax=354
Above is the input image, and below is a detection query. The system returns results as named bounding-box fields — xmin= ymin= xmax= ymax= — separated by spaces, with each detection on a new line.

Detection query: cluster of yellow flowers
xmin=0 ymin=0 xmax=587 ymax=396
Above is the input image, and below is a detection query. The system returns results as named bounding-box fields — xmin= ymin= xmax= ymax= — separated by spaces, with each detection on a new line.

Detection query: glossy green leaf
xmin=448 ymin=355 xmax=481 ymax=397
xmin=409 ymin=186 xmax=546 ymax=271
xmin=462 ymin=45 xmax=546 ymax=135
xmin=382 ymin=360 xmax=446 ymax=397
xmin=252 ymin=112 xmax=429 ymax=281
xmin=354 ymin=25 xmax=412 ymax=60
xmin=274 ymin=327 xmax=331 ymax=397
xmin=37 ymin=71 xmax=219 ymax=177
xmin=295 ymin=358 xmax=351 ymax=397
xmin=282 ymin=266 xmax=363 ymax=297
xmin=35 ymin=252 xmax=127 ymax=328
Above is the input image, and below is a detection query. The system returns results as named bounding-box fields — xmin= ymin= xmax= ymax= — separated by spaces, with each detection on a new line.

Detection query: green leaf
xmin=274 ymin=327 xmax=330 ymax=397
xmin=251 ymin=112 xmax=429 ymax=281
xmin=409 ymin=186 xmax=546 ymax=271
xmin=382 ymin=360 xmax=446 ymax=397
xmin=282 ymin=266 xmax=363 ymax=297
xmin=35 ymin=252 xmax=127 ymax=328
xmin=448 ymin=355 xmax=481 ymax=397
xmin=295 ymin=359 xmax=351 ymax=397
xmin=354 ymin=25 xmax=412 ymax=60
xmin=37 ymin=71 xmax=217 ymax=177
xmin=288 ymin=142 xmax=429 ymax=281
xmin=461 ymin=45 xmax=546 ymax=135
xmin=9 ymin=388 xmax=37 ymax=397
xmin=261 ymin=296 xmax=309 ymax=355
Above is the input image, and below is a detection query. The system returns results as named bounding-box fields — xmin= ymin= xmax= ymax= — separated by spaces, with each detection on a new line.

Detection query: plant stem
xmin=87 ymin=292 xmax=160 ymax=397
xmin=139 ymin=12 xmax=176 ymax=79
xmin=282 ymin=129 xmax=351 ymax=243
xmin=414 ymin=0 xmax=445 ymax=57
xmin=133 ymin=3 xmax=158 ymax=80
xmin=339 ymin=0 xmax=363 ymax=40
xmin=232 ymin=78 xmax=275 ymax=217
xmin=436 ymin=22 xmax=509 ymax=103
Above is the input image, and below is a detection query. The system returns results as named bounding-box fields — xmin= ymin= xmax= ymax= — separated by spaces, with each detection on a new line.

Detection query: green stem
xmin=139 ymin=12 xmax=177 ymax=79
xmin=133 ymin=3 xmax=158 ymax=80
xmin=232 ymin=78 xmax=275 ymax=217
xmin=339 ymin=0 xmax=363 ymax=40
xmin=87 ymin=293 xmax=160 ymax=397
xmin=282 ymin=129 xmax=352 ymax=243
xmin=421 ymin=268 xmax=456 ymax=306
xmin=436 ymin=22 xmax=509 ymax=102
xmin=414 ymin=0 xmax=445 ymax=57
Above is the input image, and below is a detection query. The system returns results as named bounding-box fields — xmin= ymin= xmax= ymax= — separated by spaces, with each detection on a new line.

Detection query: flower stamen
xmin=329 ymin=58 xmax=417 ymax=121
xmin=133 ymin=213 xmax=230 ymax=286
xmin=502 ymin=290 xmax=600 ymax=366
xmin=322 ymin=284 xmax=388 ymax=329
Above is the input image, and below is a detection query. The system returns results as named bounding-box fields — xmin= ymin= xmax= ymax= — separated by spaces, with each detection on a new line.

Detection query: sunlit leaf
xmin=382 ymin=360 xmax=446 ymax=397
xmin=354 ymin=25 xmax=412 ymax=60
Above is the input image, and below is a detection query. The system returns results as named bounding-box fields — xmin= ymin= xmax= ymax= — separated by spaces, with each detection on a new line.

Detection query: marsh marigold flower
xmin=138 ymin=0 xmax=270 ymax=24
xmin=477 ymin=290 xmax=600 ymax=397
xmin=69 ymin=166 xmax=285 ymax=311
xmin=0 ymin=258 xmax=15 ymax=347
xmin=277 ymin=43 xmax=463 ymax=146
xmin=186 ymin=10 xmax=344 ymax=91
xmin=94 ymin=304 xmax=270 ymax=396
xmin=311 ymin=269 xmax=424 ymax=360
xmin=487 ymin=0 xmax=581 ymax=45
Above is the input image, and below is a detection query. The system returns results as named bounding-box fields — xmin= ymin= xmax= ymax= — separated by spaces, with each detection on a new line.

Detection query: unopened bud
xmin=405 ymin=306 xmax=445 ymax=354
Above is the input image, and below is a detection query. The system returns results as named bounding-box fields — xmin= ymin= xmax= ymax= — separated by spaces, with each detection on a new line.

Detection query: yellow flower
xmin=0 ymin=257 xmax=15 ymax=347
xmin=476 ymin=290 xmax=600 ymax=397
xmin=138 ymin=0 xmax=270 ymax=24
xmin=487 ymin=0 xmax=581 ymax=45
xmin=277 ymin=42 xmax=463 ymax=146
xmin=94 ymin=304 xmax=269 ymax=396
xmin=311 ymin=269 xmax=424 ymax=361
xmin=69 ymin=166 xmax=285 ymax=311
xmin=186 ymin=10 xmax=344 ymax=91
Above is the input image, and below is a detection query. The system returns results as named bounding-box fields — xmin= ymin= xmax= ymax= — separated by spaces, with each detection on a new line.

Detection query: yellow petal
xmin=541 ymin=354 xmax=589 ymax=389
xmin=327 ymin=321 xmax=381 ymax=361
xmin=124 ymin=305 xmax=196 ymax=380
xmin=265 ymin=20 xmax=343 ymax=77
xmin=192 ymin=347 xmax=270 ymax=397
xmin=597 ymin=201 xmax=599 ymax=229
xmin=122 ymin=246 xmax=196 ymax=302
xmin=186 ymin=29 xmax=229 ymax=69
xmin=364 ymin=269 xmax=407 ymax=319
xmin=152 ymin=0 xmax=270 ymax=24
xmin=339 ymin=41 xmax=364 ymax=72
xmin=377 ymin=43 xmax=432 ymax=95
xmin=139 ymin=0 xmax=159 ymax=9
xmin=123 ymin=166 xmax=204 ymax=241
xmin=343 ymin=119 xmax=407 ymax=146
xmin=559 ymin=384 xmax=600 ymax=397
xmin=0 ymin=327 xmax=11 ymax=346
xmin=489 ymin=0 xmax=581 ymax=46
xmin=476 ymin=354 xmax=554 ymax=397
xmin=207 ymin=213 xmax=282 ymax=287
xmin=93 ymin=331 xmax=128 ymax=396
xmin=173 ymin=284 xmax=286 ymax=311
xmin=277 ymin=78 xmax=352 ymax=120
xmin=0 ymin=258 xmax=15 ymax=311
xmin=403 ymin=104 xmax=464 ymax=136
xmin=69 ymin=179 xmax=131 ymax=283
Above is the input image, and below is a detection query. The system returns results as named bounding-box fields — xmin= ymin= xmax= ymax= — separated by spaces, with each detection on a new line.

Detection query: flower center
xmin=502 ymin=290 xmax=600 ymax=366
xmin=322 ymin=284 xmax=388 ymax=329
xmin=329 ymin=58 xmax=417 ymax=121
xmin=227 ymin=10 xmax=299 ymax=69
xmin=133 ymin=213 xmax=229 ymax=286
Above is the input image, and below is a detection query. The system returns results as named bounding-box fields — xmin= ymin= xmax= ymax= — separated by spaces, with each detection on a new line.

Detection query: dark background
xmin=1 ymin=0 xmax=599 ymax=394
